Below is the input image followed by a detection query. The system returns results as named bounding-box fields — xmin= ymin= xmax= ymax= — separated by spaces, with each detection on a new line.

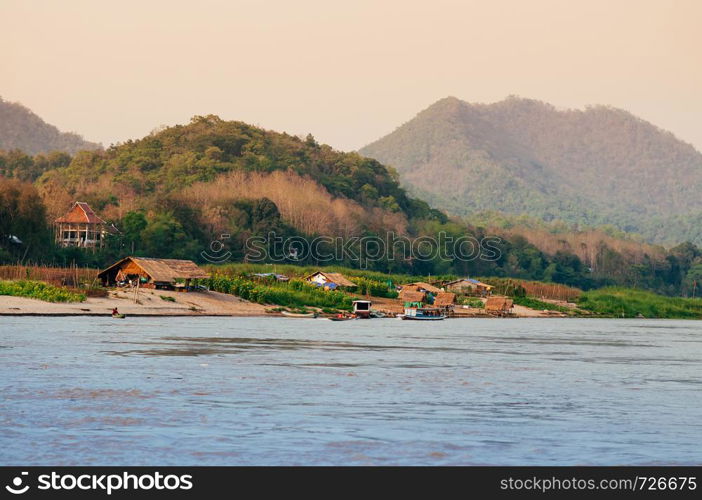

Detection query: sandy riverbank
xmin=0 ymin=289 xmax=269 ymax=317
xmin=0 ymin=289 xmax=567 ymax=318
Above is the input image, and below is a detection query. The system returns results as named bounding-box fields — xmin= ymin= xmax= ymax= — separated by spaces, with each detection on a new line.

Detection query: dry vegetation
xmin=500 ymin=227 xmax=666 ymax=272
xmin=180 ymin=170 xmax=408 ymax=237
xmin=0 ymin=264 xmax=99 ymax=288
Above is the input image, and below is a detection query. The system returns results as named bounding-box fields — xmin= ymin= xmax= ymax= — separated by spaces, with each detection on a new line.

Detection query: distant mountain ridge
xmin=360 ymin=96 xmax=702 ymax=245
xmin=0 ymin=97 xmax=101 ymax=155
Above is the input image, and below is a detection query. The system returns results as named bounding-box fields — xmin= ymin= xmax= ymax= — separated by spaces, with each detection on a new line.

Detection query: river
xmin=1 ymin=316 xmax=700 ymax=465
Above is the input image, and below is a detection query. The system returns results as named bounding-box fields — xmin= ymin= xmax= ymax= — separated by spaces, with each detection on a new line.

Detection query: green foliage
xmin=0 ymin=280 xmax=86 ymax=302
xmin=577 ymin=287 xmax=702 ymax=319
xmin=0 ymin=178 xmax=52 ymax=262
xmin=140 ymin=213 xmax=202 ymax=259
xmin=459 ymin=297 xmax=484 ymax=308
xmin=160 ymin=295 xmax=176 ymax=302
xmin=352 ymin=276 xmax=398 ymax=298
xmin=38 ymin=115 xmax=425 ymax=218
xmin=208 ymin=274 xmax=352 ymax=310
xmin=512 ymin=296 xmax=576 ymax=315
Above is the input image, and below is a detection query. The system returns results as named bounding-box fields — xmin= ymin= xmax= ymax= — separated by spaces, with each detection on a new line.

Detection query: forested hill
xmin=360 ymin=96 xmax=702 ymax=245
xmin=2 ymin=113 xmax=701 ymax=295
xmin=0 ymin=97 xmax=101 ymax=155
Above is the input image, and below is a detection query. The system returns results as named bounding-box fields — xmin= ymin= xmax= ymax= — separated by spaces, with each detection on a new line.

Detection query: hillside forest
xmin=1 ymin=116 xmax=701 ymax=297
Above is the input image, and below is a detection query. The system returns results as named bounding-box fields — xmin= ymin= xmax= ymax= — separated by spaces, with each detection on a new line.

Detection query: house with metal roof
xmin=304 ymin=271 xmax=357 ymax=289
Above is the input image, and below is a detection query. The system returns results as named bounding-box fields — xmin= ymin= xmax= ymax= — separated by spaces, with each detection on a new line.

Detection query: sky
xmin=1 ymin=0 xmax=700 ymax=152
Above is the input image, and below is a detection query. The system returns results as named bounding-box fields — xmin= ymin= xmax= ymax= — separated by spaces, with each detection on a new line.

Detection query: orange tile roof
xmin=55 ymin=202 xmax=107 ymax=224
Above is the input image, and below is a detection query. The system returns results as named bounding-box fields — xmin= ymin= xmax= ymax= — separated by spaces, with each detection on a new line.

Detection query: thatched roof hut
xmin=399 ymin=290 xmax=426 ymax=303
xmin=434 ymin=292 xmax=457 ymax=307
xmin=403 ymin=281 xmax=442 ymax=294
xmin=98 ymin=257 xmax=209 ymax=288
xmin=485 ymin=297 xmax=514 ymax=315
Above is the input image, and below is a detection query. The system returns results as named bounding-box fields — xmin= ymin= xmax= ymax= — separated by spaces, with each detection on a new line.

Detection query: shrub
xmin=207 ymin=274 xmax=352 ymax=310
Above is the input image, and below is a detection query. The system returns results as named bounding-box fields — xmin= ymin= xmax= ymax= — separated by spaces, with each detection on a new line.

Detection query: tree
xmin=121 ymin=211 xmax=148 ymax=254
xmin=0 ymin=178 xmax=51 ymax=262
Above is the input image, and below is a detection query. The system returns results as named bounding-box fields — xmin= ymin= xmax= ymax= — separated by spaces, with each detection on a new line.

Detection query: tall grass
xmin=577 ymin=287 xmax=702 ymax=319
xmin=0 ymin=264 xmax=99 ymax=288
xmin=480 ymin=277 xmax=582 ymax=301
xmin=0 ymin=280 xmax=86 ymax=303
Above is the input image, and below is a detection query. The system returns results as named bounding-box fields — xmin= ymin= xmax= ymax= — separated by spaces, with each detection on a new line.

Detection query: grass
xmin=0 ymin=280 xmax=86 ymax=303
xmin=160 ymin=295 xmax=176 ymax=302
xmin=512 ymin=296 xmax=578 ymax=315
xmin=577 ymin=287 xmax=702 ymax=319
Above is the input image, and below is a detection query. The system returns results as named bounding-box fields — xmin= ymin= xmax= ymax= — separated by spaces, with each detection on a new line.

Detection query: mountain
xmin=360 ymin=96 xmax=702 ymax=245
xmin=2 ymin=113 xmax=700 ymax=295
xmin=0 ymin=97 xmax=101 ymax=155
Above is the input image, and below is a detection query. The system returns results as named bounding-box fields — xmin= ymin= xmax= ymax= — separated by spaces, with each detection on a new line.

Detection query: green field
xmin=0 ymin=280 xmax=86 ymax=303
xmin=576 ymin=287 xmax=702 ymax=319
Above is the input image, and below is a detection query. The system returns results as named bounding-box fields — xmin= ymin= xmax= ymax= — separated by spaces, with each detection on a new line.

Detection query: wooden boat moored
xmin=401 ymin=303 xmax=446 ymax=320
xmin=281 ymin=311 xmax=317 ymax=318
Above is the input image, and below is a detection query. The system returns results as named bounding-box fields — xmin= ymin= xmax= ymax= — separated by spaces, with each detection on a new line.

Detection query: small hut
xmin=398 ymin=289 xmax=426 ymax=303
xmin=434 ymin=292 xmax=456 ymax=307
xmin=445 ymin=278 xmax=493 ymax=296
xmin=485 ymin=297 xmax=514 ymax=316
xmin=403 ymin=282 xmax=443 ymax=294
xmin=304 ymin=271 xmax=357 ymax=290
xmin=98 ymin=257 xmax=209 ymax=290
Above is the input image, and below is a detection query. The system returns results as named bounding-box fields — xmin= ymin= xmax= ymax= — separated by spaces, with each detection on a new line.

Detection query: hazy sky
xmin=1 ymin=0 xmax=700 ymax=151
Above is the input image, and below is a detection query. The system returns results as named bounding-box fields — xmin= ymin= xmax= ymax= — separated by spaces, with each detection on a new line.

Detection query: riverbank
xmin=0 ymin=289 xmax=269 ymax=317
xmin=0 ymin=290 xmax=567 ymax=318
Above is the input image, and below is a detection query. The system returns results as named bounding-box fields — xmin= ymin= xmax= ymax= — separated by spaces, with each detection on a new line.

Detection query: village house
xmin=398 ymin=281 xmax=443 ymax=303
xmin=433 ymin=291 xmax=457 ymax=308
xmin=304 ymin=271 xmax=357 ymax=290
xmin=403 ymin=282 xmax=443 ymax=294
xmin=398 ymin=289 xmax=427 ymax=304
xmin=485 ymin=297 xmax=514 ymax=316
xmin=54 ymin=201 xmax=118 ymax=249
xmin=445 ymin=278 xmax=493 ymax=296
xmin=98 ymin=257 xmax=209 ymax=290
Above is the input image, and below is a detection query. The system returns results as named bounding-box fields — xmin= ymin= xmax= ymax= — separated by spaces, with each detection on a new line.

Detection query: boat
xmin=111 ymin=313 xmax=126 ymax=319
xmin=328 ymin=316 xmax=355 ymax=321
xmin=401 ymin=302 xmax=446 ymax=321
xmin=281 ymin=311 xmax=317 ymax=318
